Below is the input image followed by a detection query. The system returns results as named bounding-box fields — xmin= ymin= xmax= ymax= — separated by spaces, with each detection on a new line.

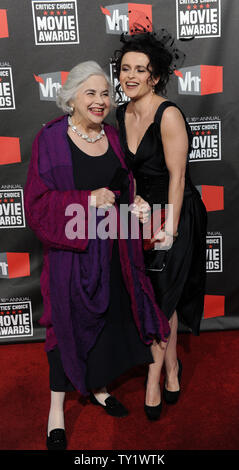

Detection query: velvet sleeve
xmin=24 ymin=130 xmax=90 ymax=251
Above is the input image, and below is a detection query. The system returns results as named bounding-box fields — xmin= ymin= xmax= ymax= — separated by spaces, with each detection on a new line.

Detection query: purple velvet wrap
xmin=24 ymin=115 xmax=170 ymax=395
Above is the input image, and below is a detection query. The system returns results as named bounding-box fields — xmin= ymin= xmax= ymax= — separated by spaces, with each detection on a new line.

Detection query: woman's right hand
xmin=90 ymin=188 xmax=115 ymax=208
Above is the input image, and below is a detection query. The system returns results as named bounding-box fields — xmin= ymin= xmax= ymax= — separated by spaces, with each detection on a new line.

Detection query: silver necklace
xmin=68 ymin=116 xmax=105 ymax=143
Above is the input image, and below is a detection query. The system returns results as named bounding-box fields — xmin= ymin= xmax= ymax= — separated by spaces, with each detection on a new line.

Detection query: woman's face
xmin=119 ymin=51 xmax=156 ymax=99
xmin=71 ymin=74 xmax=111 ymax=126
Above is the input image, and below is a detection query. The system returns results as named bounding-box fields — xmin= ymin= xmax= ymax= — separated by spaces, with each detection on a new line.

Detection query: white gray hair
xmin=56 ymin=60 xmax=114 ymax=114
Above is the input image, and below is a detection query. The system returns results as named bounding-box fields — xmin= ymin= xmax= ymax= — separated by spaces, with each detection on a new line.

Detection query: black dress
xmin=116 ymin=100 xmax=207 ymax=336
xmin=47 ymin=136 xmax=153 ymax=392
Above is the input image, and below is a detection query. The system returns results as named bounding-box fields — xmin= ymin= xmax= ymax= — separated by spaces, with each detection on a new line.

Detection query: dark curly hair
xmin=114 ymin=30 xmax=184 ymax=96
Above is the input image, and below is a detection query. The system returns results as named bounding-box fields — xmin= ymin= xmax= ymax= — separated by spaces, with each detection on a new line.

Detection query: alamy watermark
xmin=65 ymin=199 xmax=174 ymax=250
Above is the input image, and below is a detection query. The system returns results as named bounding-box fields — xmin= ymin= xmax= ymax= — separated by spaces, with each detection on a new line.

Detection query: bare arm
xmin=161 ymin=106 xmax=188 ymax=236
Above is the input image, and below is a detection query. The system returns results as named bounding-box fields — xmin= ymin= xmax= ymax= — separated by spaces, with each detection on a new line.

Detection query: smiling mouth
xmin=88 ymin=107 xmax=105 ymax=115
xmin=125 ymin=81 xmax=139 ymax=88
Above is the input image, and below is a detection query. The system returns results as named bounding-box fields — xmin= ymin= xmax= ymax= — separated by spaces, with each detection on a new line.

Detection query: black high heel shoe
xmin=163 ymin=359 xmax=182 ymax=405
xmin=46 ymin=428 xmax=67 ymax=450
xmin=144 ymin=402 xmax=162 ymax=421
xmin=144 ymin=375 xmax=162 ymax=421
xmin=89 ymin=392 xmax=129 ymax=417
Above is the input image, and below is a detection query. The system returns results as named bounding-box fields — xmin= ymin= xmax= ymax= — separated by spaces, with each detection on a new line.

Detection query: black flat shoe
xmin=89 ymin=392 xmax=129 ymax=417
xmin=163 ymin=359 xmax=182 ymax=405
xmin=46 ymin=428 xmax=67 ymax=450
xmin=144 ymin=402 xmax=162 ymax=421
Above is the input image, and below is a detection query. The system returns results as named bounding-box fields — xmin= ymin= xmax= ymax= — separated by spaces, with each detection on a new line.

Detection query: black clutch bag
xmin=144 ymin=248 xmax=168 ymax=272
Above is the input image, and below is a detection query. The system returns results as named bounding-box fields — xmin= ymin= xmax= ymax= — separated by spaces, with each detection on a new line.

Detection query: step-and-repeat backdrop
xmin=0 ymin=0 xmax=238 ymax=344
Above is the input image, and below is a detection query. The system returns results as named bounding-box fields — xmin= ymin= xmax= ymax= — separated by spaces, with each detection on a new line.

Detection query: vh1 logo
xmin=196 ymin=185 xmax=224 ymax=212
xmin=34 ymin=71 xmax=69 ymax=101
xmin=0 ymin=9 xmax=9 ymax=38
xmin=0 ymin=253 xmax=30 ymax=279
xmin=0 ymin=137 xmax=21 ymax=165
xmin=101 ymin=3 xmax=152 ymax=35
xmin=204 ymin=294 xmax=225 ymax=319
xmin=175 ymin=65 xmax=223 ymax=95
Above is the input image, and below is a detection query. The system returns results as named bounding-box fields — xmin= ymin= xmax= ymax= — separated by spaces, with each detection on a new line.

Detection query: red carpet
xmin=1 ymin=330 xmax=239 ymax=451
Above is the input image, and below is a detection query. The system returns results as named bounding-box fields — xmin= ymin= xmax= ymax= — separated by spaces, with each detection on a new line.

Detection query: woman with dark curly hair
xmin=114 ymin=30 xmax=207 ymax=420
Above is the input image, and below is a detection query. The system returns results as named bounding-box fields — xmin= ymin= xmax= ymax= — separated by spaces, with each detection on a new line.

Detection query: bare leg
xmin=145 ymin=340 xmax=167 ymax=406
xmin=145 ymin=310 xmax=178 ymax=405
xmin=164 ymin=311 xmax=180 ymax=392
xmin=48 ymin=391 xmax=65 ymax=435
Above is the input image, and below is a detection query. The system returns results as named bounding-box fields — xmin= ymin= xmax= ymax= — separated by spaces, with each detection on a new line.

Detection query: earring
xmin=69 ymin=105 xmax=74 ymax=115
xmin=152 ymin=86 xmax=155 ymax=94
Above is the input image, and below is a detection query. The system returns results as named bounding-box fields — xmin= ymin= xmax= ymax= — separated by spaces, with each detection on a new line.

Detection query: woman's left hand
xmin=151 ymin=230 xmax=174 ymax=249
xmin=132 ymin=195 xmax=150 ymax=224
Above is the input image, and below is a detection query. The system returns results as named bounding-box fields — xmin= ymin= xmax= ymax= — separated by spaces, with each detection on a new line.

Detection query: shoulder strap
xmin=155 ymin=100 xmax=190 ymax=130
xmin=154 ymin=100 xmax=192 ymax=151
xmin=116 ymin=103 xmax=128 ymax=124
xmin=154 ymin=101 xmax=180 ymax=125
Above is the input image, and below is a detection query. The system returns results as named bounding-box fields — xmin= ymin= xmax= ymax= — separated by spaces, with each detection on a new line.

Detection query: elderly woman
xmin=24 ymin=61 xmax=170 ymax=450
